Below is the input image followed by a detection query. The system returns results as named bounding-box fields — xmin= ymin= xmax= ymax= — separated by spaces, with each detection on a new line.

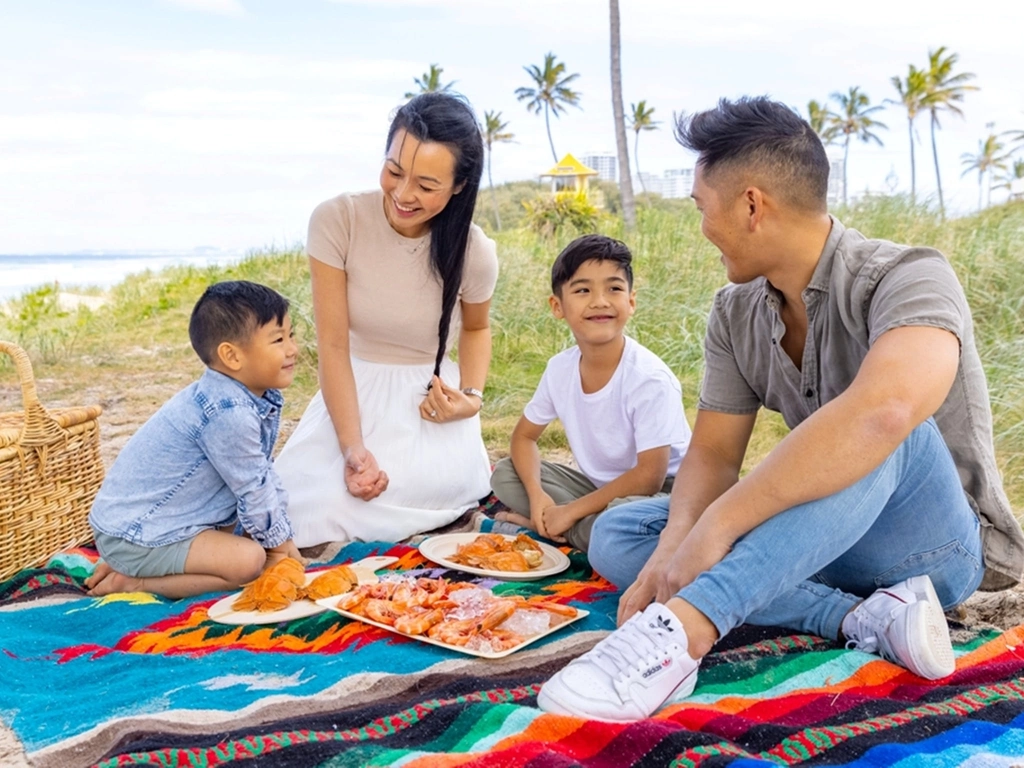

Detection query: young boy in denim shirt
xmin=491 ymin=235 xmax=691 ymax=552
xmin=85 ymin=280 xmax=301 ymax=598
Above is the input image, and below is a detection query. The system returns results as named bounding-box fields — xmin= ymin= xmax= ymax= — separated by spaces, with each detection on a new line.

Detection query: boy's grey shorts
xmin=93 ymin=531 xmax=195 ymax=578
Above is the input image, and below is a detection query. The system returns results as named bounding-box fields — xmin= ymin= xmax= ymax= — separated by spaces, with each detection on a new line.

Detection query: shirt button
xmin=805 ymin=389 xmax=814 ymax=398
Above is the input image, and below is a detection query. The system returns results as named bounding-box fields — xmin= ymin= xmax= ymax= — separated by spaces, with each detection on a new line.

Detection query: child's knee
xmin=229 ymin=544 xmax=267 ymax=585
xmin=490 ymin=457 xmax=518 ymax=487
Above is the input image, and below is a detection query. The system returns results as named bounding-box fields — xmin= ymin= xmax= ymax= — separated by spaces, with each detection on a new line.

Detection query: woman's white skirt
xmin=275 ymin=357 xmax=492 ymax=547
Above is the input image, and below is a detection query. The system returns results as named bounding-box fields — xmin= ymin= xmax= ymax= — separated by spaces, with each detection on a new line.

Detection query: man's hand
xmin=617 ymin=542 xmax=677 ymax=625
xmin=419 ymin=375 xmax=481 ymax=423
xmin=344 ymin=445 xmax=389 ymax=501
xmin=615 ymin=516 xmax=709 ymax=625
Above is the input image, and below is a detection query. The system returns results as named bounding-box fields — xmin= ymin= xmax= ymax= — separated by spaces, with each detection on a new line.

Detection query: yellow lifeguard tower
xmin=540 ymin=153 xmax=599 ymax=194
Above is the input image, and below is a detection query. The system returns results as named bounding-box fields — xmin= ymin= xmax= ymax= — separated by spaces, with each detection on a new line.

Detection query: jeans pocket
xmin=874 ymin=539 xmax=983 ymax=608
xmin=638 ymin=512 xmax=668 ymax=537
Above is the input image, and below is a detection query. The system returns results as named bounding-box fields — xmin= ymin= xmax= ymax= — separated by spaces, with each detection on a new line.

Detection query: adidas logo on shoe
xmin=537 ymin=603 xmax=701 ymax=722
xmin=641 ymin=658 xmax=673 ymax=679
xmin=652 ymin=615 xmax=674 ymax=632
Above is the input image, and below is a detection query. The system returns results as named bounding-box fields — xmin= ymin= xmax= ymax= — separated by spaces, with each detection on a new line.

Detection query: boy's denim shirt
xmin=89 ymin=368 xmax=294 ymax=549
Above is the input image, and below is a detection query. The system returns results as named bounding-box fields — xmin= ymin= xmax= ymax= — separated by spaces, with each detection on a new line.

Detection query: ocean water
xmin=0 ymin=251 xmax=247 ymax=302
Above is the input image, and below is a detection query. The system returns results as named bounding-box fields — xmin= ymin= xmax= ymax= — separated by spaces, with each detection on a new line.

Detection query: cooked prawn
xmin=394 ymin=607 xmax=444 ymax=636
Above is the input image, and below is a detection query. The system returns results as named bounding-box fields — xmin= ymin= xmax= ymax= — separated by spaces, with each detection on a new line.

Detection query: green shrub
xmin=522 ymin=189 xmax=601 ymax=237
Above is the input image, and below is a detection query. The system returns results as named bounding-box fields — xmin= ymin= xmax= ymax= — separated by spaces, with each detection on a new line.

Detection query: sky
xmin=1 ymin=0 xmax=1022 ymax=254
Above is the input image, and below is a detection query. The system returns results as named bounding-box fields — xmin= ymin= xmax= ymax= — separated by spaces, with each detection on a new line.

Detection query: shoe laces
xmin=845 ymin=603 xmax=897 ymax=662
xmin=590 ymin=614 xmax=672 ymax=681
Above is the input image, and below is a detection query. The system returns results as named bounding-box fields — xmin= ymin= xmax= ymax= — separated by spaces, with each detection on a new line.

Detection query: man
xmin=536 ymin=96 xmax=1024 ymax=723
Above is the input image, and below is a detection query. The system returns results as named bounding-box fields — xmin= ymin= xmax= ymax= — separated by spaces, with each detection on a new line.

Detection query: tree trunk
xmin=634 ymin=130 xmax=646 ymax=194
xmin=843 ymin=134 xmax=850 ymax=206
xmin=609 ymin=0 xmax=637 ymax=229
xmin=907 ymin=116 xmax=916 ymax=203
xmin=487 ymin=148 xmax=502 ymax=230
xmin=930 ymin=110 xmax=945 ymax=220
xmin=544 ymin=104 xmax=558 ymax=164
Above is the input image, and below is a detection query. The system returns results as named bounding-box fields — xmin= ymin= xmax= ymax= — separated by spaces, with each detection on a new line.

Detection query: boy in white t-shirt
xmin=491 ymin=234 xmax=692 ymax=551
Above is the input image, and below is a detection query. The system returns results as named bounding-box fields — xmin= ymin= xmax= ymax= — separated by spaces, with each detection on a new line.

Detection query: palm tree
xmin=807 ymin=99 xmax=840 ymax=146
xmin=1004 ymin=127 xmax=1024 ymax=154
xmin=995 ymin=158 xmax=1024 ymax=200
xmin=960 ymin=131 xmax=1009 ymax=210
xmin=628 ymin=100 xmax=660 ymax=194
xmin=830 ymin=87 xmax=887 ymax=206
xmin=608 ymin=0 xmax=635 ymax=228
xmin=404 ymin=64 xmax=454 ymax=99
xmin=515 ymin=52 xmax=582 ymax=163
xmin=888 ymin=65 xmax=928 ymax=202
xmin=481 ymin=111 xmax=514 ymax=230
xmin=923 ymin=46 xmax=979 ymax=218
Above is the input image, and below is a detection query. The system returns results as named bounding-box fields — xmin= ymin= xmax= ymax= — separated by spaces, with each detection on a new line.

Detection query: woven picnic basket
xmin=0 ymin=340 xmax=104 ymax=581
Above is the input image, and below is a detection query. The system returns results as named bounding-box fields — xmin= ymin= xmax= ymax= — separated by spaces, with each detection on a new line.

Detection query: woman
xmin=276 ymin=92 xmax=497 ymax=547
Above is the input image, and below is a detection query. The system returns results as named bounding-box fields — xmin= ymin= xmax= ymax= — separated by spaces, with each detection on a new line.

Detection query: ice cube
xmin=446 ymin=587 xmax=492 ymax=620
xmin=498 ymin=608 xmax=552 ymax=637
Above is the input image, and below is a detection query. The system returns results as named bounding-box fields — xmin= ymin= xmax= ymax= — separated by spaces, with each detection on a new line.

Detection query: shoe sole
xmin=903 ymin=575 xmax=955 ymax=680
xmin=536 ymin=664 xmax=699 ymax=723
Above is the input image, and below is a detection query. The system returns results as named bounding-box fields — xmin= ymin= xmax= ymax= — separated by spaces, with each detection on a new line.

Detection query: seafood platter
xmin=207 ymin=556 xmax=396 ymax=625
xmin=418 ymin=532 xmax=570 ymax=580
xmin=316 ymin=574 xmax=587 ymax=659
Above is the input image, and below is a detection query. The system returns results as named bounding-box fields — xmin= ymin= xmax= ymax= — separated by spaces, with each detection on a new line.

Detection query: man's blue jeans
xmin=589 ymin=420 xmax=985 ymax=641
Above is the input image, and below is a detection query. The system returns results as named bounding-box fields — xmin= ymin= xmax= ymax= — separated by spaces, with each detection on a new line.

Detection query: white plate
xmin=206 ymin=558 xmax=393 ymax=625
xmin=418 ymin=532 xmax=570 ymax=581
xmin=317 ymin=597 xmax=588 ymax=659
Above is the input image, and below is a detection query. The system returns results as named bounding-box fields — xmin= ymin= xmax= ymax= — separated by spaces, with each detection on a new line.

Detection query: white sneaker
xmin=841 ymin=574 xmax=955 ymax=680
xmin=537 ymin=603 xmax=700 ymax=721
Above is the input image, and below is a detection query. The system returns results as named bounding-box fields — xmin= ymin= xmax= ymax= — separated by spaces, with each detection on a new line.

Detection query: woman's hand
xmin=343 ymin=444 xmax=389 ymax=501
xmin=419 ymin=375 xmax=481 ymax=423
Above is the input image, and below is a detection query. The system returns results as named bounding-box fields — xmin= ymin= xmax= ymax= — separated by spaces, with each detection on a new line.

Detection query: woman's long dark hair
xmin=386 ymin=92 xmax=484 ymax=379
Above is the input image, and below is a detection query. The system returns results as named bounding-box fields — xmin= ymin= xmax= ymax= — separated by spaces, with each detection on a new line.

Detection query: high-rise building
xmin=639 ymin=168 xmax=694 ymax=199
xmin=661 ymin=168 xmax=695 ymax=199
xmin=826 ymin=154 xmax=844 ymax=207
xmin=581 ymin=152 xmax=617 ymax=182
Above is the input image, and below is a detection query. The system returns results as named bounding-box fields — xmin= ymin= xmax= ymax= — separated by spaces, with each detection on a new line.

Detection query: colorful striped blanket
xmin=3 ymin=530 xmax=1024 ymax=767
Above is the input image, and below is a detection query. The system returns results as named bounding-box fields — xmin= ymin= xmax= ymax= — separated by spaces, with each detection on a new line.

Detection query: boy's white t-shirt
xmin=523 ymin=337 xmax=691 ymax=487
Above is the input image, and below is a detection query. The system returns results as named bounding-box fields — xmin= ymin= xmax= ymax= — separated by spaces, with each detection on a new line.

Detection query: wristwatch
xmin=461 ymin=387 xmax=484 ymax=403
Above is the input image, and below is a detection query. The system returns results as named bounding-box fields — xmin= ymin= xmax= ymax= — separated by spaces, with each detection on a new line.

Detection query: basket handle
xmin=0 ymin=340 xmax=69 ymax=448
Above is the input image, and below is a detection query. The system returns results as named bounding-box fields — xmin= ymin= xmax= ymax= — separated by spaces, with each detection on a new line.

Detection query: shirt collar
xmin=806 ymin=216 xmax=845 ymax=294
xmin=201 ymin=368 xmax=283 ymax=414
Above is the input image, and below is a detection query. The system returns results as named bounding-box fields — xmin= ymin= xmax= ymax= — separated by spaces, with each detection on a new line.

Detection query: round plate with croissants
xmin=419 ymin=532 xmax=570 ymax=581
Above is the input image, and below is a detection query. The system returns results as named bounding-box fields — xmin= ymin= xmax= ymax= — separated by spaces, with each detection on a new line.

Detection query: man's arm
xmin=665 ymin=325 xmax=961 ymax=595
xmin=618 ymin=408 xmax=755 ymax=621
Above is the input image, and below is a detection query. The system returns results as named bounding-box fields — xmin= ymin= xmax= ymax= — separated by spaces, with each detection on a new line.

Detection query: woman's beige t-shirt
xmin=306 ymin=190 xmax=499 ymax=365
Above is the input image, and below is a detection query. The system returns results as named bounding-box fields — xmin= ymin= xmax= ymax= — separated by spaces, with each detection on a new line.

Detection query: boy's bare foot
xmin=495 ymin=511 xmax=535 ymax=530
xmin=83 ymin=561 xmax=112 ymax=590
xmin=85 ymin=562 xmax=145 ymax=596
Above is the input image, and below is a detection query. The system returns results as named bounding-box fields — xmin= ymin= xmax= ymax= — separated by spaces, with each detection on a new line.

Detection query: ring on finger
xmin=430 ymin=410 xmax=437 ymax=418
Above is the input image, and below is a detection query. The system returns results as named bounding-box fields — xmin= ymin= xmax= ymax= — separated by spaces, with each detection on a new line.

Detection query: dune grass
xmin=2 ymin=194 xmax=1022 ymax=510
